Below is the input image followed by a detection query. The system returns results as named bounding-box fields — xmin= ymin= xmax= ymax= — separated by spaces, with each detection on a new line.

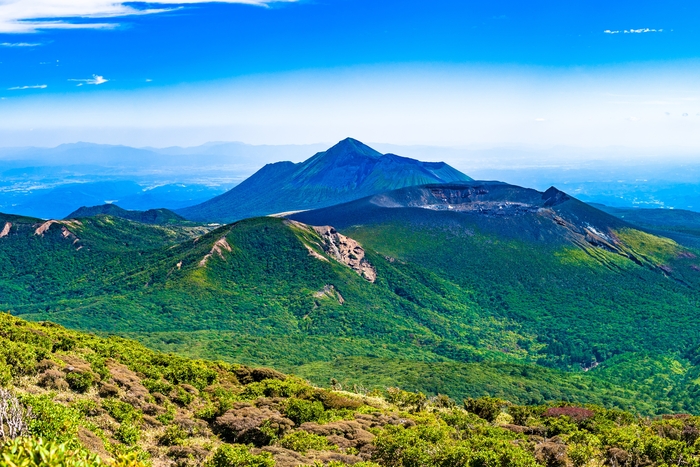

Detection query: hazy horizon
xmin=2 ymin=1 xmax=700 ymax=155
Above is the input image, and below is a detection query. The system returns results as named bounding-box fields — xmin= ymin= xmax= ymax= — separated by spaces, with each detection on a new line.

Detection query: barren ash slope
xmin=177 ymin=137 xmax=472 ymax=223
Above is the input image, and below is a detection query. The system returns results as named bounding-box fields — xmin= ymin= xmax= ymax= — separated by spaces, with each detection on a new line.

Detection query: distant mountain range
xmin=177 ymin=138 xmax=472 ymax=223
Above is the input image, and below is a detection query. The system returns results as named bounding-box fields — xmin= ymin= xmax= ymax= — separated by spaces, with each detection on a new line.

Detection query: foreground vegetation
xmin=4 ymin=313 xmax=700 ymax=467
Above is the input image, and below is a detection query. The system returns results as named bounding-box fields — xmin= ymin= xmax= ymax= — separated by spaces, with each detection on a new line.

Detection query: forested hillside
xmin=3 ymin=313 xmax=700 ymax=467
xmin=2 ymin=180 xmax=700 ymax=415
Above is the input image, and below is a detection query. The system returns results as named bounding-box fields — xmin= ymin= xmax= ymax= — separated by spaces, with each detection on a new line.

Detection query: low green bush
xmin=0 ymin=437 xmax=102 ymax=467
xmin=20 ymin=394 xmax=83 ymax=447
xmin=102 ymin=399 xmax=141 ymax=423
xmin=66 ymin=371 xmax=95 ymax=393
xmin=284 ymin=398 xmax=325 ymax=425
xmin=159 ymin=424 xmax=188 ymax=446
xmin=205 ymin=444 xmax=275 ymax=467
xmin=463 ymin=397 xmax=509 ymax=422
xmin=115 ymin=422 xmax=141 ymax=446
xmin=278 ymin=430 xmax=335 ymax=453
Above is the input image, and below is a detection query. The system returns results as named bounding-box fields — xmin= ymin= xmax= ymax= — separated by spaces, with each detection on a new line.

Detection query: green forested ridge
xmin=66 ymin=204 xmax=191 ymax=225
xmin=5 ymin=313 xmax=700 ymax=467
xmin=2 ymin=181 xmax=700 ymax=416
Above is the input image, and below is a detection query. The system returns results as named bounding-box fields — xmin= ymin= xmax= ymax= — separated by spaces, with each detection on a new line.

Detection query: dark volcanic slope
xmin=66 ymin=204 xmax=188 ymax=225
xmin=177 ymin=138 xmax=472 ymax=223
xmin=291 ymin=181 xmax=632 ymax=248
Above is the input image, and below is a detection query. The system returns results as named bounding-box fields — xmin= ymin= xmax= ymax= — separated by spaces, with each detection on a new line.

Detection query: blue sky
xmin=1 ymin=0 xmax=699 ymax=148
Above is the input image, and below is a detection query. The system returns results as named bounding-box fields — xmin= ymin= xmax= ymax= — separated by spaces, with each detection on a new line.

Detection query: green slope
xmin=593 ymin=203 xmax=700 ymax=248
xmin=291 ymin=183 xmax=700 ymax=368
xmin=3 ymin=181 xmax=700 ymax=414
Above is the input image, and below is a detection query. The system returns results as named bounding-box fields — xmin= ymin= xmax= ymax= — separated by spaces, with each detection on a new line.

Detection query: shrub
xmin=386 ymin=387 xmax=427 ymax=412
xmin=38 ymin=370 xmax=69 ymax=391
xmin=241 ymin=378 xmax=314 ymax=400
xmin=433 ymin=394 xmax=456 ymax=409
xmin=0 ymin=437 xmax=102 ymax=467
xmin=71 ymin=399 xmax=99 ymax=417
xmin=159 ymin=424 xmax=188 ymax=446
xmin=0 ymin=340 xmax=39 ymax=377
xmin=463 ymin=397 xmax=509 ymax=422
xmin=84 ymin=355 xmax=110 ymax=381
xmin=508 ymin=405 xmax=540 ymax=426
xmin=279 ymin=430 xmax=335 ymax=453
xmin=66 ymin=371 xmax=95 ymax=393
xmin=0 ymin=388 xmax=30 ymax=440
xmin=314 ymin=390 xmax=363 ymax=410
xmin=440 ymin=409 xmax=488 ymax=432
xmin=205 ymin=444 xmax=274 ymax=467
xmin=284 ymin=398 xmax=325 ymax=425
xmin=172 ymin=385 xmax=195 ymax=406
xmin=52 ymin=336 xmax=77 ymax=352
xmin=0 ymin=363 xmax=11 ymax=387
xmin=373 ymin=424 xmax=452 ymax=467
xmin=142 ymin=378 xmax=172 ymax=395
xmin=20 ymin=394 xmax=83 ymax=447
xmin=98 ymin=382 xmax=120 ymax=398
xmin=102 ymin=399 xmax=141 ymax=423
xmin=0 ymin=437 xmax=149 ymax=467
xmin=115 ymin=422 xmax=140 ymax=446
xmin=163 ymin=360 xmax=218 ymax=390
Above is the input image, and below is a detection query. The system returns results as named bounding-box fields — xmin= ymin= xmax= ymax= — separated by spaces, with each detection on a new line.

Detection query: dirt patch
xmin=314 ymin=285 xmax=345 ymax=304
xmin=34 ymin=220 xmax=58 ymax=236
xmin=305 ymin=245 xmax=330 ymax=262
xmin=0 ymin=222 xmax=11 ymax=238
xmin=199 ymin=236 xmax=233 ymax=267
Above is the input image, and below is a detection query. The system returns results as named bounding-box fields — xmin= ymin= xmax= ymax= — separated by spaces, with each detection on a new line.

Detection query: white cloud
xmin=8 ymin=84 xmax=47 ymax=90
xmin=604 ymin=28 xmax=663 ymax=34
xmin=0 ymin=0 xmax=295 ymax=34
xmin=69 ymin=75 xmax=108 ymax=86
xmin=1 ymin=41 xmax=41 ymax=46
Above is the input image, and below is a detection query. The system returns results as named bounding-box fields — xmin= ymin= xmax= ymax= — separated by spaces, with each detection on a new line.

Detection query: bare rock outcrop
xmin=0 ymin=222 xmax=11 ymax=238
xmin=199 ymin=236 xmax=232 ymax=267
xmin=313 ymin=226 xmax=376 ymax=282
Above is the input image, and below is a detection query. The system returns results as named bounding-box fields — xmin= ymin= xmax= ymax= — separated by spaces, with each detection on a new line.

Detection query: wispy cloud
xmin=1 ymin=41 xmax=41 ymax=46
xmin=8 ymin=84 xmax=47 ymax=90
xmin=69 ymin=75 xmax=108 ymax=86
xmin=0 ymin=1 xmax=296 ymax=34
xmin=604 ymin=28 xmax=663 ymax=34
